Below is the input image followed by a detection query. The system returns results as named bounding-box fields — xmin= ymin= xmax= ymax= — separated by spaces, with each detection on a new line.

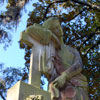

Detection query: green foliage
xmin=26 ymin=1 xmax=100 ymax=100
xmin=0 ymin=0 xmax=29 ymax=48
xmin=0 ymin=64 xmax=28 ymax=100
xmin=0 ymin=0 xmax=100 ymax=100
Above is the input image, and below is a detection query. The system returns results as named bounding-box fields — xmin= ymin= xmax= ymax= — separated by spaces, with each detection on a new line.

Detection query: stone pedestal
xmin=7 ymin=81 xmax=51 ymax=100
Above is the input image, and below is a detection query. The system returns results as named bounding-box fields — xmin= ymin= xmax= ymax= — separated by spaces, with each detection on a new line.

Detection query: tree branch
xmin=43 ymin=0 xmax=100 ymax=20
xmin=78 ymin=26 xmax=100 ymax=50
xmin=71 ymin=0 xmax=100 ymax=11
xmin=72 ymin=7 xmax=88 ymax=19
xmin=43 ymin=0 xmax=68 ymax=20
xmin=0 ymin=92 xmax=6 ymax=100
xmin=0 ymin=15 xmax=6 ymax=19
xmin=60 ymin=6 xmax=89 ymax=22
xmin=84 ymin=39 xmax=100 ymax=56
xmin=82 ymin=32 xmax=95 ymax=45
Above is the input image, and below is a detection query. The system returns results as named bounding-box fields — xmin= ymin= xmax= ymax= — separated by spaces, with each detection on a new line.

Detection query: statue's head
xmin=43 ymin=17 xmax=63 ymax=42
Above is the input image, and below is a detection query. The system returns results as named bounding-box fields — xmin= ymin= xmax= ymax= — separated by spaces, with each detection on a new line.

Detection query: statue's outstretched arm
xmin=20 ymin=24 xmax=52 ymax=46
xmin=63 ymin=48 xmax=83 ymax=80
xmin=52 ymin=48 xmax=83 ymax=88
xmin=20 ymin=23 xmax=60 ymax=48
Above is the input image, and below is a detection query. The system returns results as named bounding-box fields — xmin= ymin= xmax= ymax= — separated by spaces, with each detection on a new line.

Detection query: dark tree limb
xmin=71 ymin=6 xmax=88 ymax=19
xmin=79 ymin=28 xmax=100 ymax=50
xmin=43 ymin=0 xmax=68 ymax=20
xmin=43 ymin=0 xmax=100 ymax=20
xmin=71 ymin=0 xmax=100 ymax=11
xmin=0 ymin=15 xmax=6 ymax=19
xmin=60 ymin=6 xmax=89 ymax=22
xmin=84 ymin=39 xmax=100 ymax=56
xmin=0 ymin=92 xmax=6 ymax=100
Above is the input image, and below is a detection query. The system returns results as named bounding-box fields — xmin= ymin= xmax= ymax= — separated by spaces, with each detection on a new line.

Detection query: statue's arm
xmin=20 ymin=23 xmax=60 ymax=48
xmin=62 ymin=48 xmax=83 ymax=81
xmin=52 ymin=48 xmax=83 ymax=88
xmin=20 ymin=24 xmax=51 ymax=45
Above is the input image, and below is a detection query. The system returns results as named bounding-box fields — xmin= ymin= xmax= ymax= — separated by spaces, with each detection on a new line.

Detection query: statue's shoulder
xmin=60 ymin=44 xmax=74 ymax=55
xmin=64 ymin=44 xmax=74 ymax=51
xmin=64 ymin=44 xmax=79 ymax=54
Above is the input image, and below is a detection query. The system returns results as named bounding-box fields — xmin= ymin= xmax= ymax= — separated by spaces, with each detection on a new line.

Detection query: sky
xmin=0 ymin=0 xmax=48 ymax=93
xmin=0 ymin=1 xmax=34 ymax=68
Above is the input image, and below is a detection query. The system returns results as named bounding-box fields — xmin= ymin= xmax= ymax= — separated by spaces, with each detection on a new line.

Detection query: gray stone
xmin=7 ymin=81 xmax=51 ymax=100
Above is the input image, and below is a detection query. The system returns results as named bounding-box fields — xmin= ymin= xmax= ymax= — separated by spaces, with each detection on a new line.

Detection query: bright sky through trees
xmin=0 ymin=1 xmax=48 ymax=94
xmin=0 ymin=1 xmax=34 ymax=68
xmin=0 ymin=0 xmax=100 ymax=99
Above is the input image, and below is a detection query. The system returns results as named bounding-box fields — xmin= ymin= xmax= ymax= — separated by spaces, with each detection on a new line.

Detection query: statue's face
xmin=43 ymin=18 xmax=63 ymax=40
xmin=51 ymin=20 xmax=63 ymax=38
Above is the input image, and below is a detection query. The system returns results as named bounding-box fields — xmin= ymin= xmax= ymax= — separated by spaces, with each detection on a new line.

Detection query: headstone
xmin=7 ymin=22 xmax=53 ymax=100
xmin=7 ymin=17 xmax=89 ymax=100
xmin=7 ymin=81 xmax=50 ymax=100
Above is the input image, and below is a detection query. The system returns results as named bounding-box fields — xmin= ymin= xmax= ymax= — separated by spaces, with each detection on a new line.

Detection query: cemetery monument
xmin=7 ymin=17 xmax=89 ymax=100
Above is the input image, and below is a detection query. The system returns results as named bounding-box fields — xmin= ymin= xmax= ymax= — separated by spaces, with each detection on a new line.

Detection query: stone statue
xmin=25 ymin=95 xmax=45 ymax=100
xmin=20 ymin=17 xmax=89 ymax=100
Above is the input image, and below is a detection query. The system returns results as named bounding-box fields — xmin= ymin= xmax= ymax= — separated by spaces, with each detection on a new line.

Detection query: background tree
xmin=0 ymin=0 xmax=100 ymax=100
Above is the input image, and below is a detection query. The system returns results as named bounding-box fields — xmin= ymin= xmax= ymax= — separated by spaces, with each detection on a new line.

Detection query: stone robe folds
xmin=20 ymin=23 xmax=58 ymax=81
xmin=20 ymin=18 xmax=89 ymax=100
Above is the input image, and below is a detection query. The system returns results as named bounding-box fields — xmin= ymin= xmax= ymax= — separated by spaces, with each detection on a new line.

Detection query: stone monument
xmin=7 ymin=17 xmax=89 ymax=100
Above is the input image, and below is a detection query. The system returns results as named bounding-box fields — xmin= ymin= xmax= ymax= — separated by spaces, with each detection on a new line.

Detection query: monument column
xmin=7 ymin=29 xmax=51 ymax=100
xmin=29 ymin=46 xmax=41 ymax=88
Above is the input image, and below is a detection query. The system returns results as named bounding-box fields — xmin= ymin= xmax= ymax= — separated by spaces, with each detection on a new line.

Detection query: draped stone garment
xmin=49 ymin=45 xmax=89 ymax=100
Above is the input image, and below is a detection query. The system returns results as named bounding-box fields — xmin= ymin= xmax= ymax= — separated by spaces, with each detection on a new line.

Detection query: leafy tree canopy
xmin=0 ymin=0 xmax=100 ymax=100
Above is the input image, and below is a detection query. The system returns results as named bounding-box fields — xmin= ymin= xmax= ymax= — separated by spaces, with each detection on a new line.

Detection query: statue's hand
xmin=43 ymin=66 xmax=50 ymax=73
xmin=39 ymin=65 xmax=50 ymax=73
xmin=53 ymin=73 xmax=67 ymax=88
xmin=40 ymin=66 xmax=51 ymax=79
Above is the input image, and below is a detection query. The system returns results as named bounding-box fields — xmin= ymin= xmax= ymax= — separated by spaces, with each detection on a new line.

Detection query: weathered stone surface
xmin=7 ymin=17 xmax=89 ymax=100
xmin=7 ymin=81 xmax=51 ymax=100
xmin=25 ymin=95 xmax=45 ymax=100
xmin=20 ymin=22 xmax=59 ymax=88
xmin=61 ymin=86 xmax=76 ymax=99
xmin=39 ymin=18 xmax=89 ymax=100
